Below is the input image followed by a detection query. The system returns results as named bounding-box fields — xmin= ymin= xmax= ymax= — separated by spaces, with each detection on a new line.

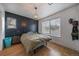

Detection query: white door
xmin=0 ymin=4 xmax=5 ymax=50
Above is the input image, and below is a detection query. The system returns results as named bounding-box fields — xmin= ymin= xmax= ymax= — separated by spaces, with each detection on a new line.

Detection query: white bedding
xmin=20 ymin=33 xmax=52 ymax=55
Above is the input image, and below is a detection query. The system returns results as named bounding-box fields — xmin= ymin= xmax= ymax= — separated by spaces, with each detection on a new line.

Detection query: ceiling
xmin=1 ymin=3 xmax=76 ymax=20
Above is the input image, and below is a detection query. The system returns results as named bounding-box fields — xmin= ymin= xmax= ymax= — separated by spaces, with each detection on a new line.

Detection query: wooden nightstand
xmin=12 ymin=35 xmax=21 ymax=45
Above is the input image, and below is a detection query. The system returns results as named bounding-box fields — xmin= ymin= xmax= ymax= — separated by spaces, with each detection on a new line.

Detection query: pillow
xmin=27 ymin=32 xmax=34 ymax=35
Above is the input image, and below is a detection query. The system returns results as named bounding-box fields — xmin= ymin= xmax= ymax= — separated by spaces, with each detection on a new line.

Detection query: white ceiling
xmin=1 ymin=3 xmax=76 ymax=20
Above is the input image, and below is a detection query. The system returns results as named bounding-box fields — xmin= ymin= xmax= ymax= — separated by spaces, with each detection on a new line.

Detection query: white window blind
xmin=41 ymin=18 xmax=61 ymax=37
xmin=42 ymin=21 xmax=50 ymax=34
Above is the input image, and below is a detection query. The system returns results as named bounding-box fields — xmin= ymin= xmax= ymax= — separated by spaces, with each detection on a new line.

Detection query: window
xmin=41 ymin=18 xmax=61 ymax=37
xmin=42 ymin=21 xmax=50 ymax=34
xmin=50 ymin=18 xmax=61 ymax=37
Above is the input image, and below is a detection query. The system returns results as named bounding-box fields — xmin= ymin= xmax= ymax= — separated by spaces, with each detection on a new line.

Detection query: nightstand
xmin=12 ymin=35 xmax=21 ymax=45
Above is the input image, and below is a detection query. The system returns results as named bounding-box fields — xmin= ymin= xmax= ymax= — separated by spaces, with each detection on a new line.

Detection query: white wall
xmin=0 ymin=4 xmax=5 ymax=50
xmin=39 ymin=4 xmax=79 ymax=51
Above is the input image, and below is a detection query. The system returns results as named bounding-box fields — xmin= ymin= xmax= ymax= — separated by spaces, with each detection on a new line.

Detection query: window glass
xmin=42 ymin=21 xmax=50 ymax=34
xmin=41 ymin=18 xmax=61 ymax=37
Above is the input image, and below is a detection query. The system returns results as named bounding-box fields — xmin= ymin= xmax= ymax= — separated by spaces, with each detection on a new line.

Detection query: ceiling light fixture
xmin=48 ymin=3 xmax=53 ymax=5
xmin=34 ymin=6 xmax=39 ymax=20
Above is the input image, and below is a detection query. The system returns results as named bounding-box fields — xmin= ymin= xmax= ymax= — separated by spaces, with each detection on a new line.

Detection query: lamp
xmin=34 ymin=6 xmax=39 ymax=20
xmin=48 ymin=3 xmax=53 ymax=5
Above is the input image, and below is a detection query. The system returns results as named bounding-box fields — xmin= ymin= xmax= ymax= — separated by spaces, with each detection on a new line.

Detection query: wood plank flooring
xmin=0 ymin=42 xmax=79 ymax=56
xmin=0 ymin=44 xmax=26 ymax=56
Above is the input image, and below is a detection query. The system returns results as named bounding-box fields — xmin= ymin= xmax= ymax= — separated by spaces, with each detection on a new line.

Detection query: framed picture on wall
xmin=7 ymin=17 xmax=16 ymax=29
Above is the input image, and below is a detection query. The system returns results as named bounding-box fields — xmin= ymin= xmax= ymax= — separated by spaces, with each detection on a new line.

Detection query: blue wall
xmin=5 ymin=12 xmax=38 ymax=37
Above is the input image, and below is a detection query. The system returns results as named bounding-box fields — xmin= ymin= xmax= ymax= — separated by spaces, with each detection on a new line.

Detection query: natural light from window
xmin=42 ymin=18 xmax=61 ymax=37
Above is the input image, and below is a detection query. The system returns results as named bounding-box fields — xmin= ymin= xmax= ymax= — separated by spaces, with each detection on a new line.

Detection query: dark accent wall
xmin=5 ymin=12 xmax=38 ymax=37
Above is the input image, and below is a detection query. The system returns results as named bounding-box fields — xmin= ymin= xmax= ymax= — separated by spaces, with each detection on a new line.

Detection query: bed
xmin=20 ymin=32 xmax=52 ymax=55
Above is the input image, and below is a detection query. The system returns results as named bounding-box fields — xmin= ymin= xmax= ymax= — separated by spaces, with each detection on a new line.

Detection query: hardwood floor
xmin=34 ymin=42 xmax=79 ymax=56
xmin=0 ymin=44 xmax=26 ymax=56
xmin=0 ymin=42 xmax=79 ymax=56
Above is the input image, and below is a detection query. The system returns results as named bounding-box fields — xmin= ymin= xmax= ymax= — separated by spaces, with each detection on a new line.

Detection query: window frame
xmin=41 ymin=18 xmax=61 ymax=37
